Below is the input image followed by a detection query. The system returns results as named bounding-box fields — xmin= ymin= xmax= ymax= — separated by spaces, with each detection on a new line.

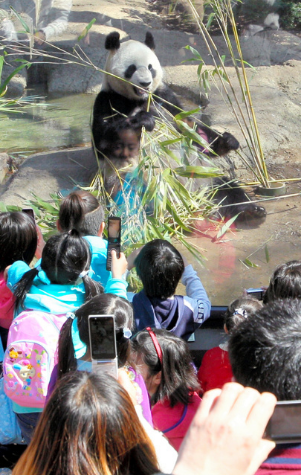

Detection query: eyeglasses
xmin=146 ymin=327 xmax=163 ymax=365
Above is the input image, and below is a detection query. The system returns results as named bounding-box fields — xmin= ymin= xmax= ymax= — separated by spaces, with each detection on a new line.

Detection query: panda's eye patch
xmin=148 ymin=64 xmax=152 ymax=70
xmin=124 ymin=64 xmax=137 ymax=79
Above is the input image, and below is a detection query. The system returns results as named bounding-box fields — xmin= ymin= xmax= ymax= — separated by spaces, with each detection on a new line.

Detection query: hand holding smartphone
xmin=88 ymin=315 xmax=118 ymax=379
xmin=106 ymin=217 xmax=121 ymax=271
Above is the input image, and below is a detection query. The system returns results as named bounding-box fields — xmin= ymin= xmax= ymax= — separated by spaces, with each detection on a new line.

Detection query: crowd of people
xmin=0 ymin=186 xmax=300 ymax=474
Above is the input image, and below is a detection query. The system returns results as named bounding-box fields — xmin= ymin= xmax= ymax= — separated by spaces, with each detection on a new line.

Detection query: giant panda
xmin=92 ymin=31 xmax=266 ymax=225
xmin=92 ymin=31 xmax=239 ymax=157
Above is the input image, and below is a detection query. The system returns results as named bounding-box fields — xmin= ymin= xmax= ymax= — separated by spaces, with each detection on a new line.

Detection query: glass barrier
xmin=0 ymin=0 xmax=300 ymax=306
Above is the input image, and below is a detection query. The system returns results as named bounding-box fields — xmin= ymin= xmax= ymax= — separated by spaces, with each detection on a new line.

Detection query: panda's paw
xmin=215 ymin=132 xmax=240 ymax=156
xmin=130 ymin=110 xmax=155 ymax=132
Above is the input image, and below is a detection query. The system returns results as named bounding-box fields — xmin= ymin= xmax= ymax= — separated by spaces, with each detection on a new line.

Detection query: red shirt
xmin=197 ymin=346 xmax=233 ymax=395
xmin=152 ymin=393 xmax=201 ymax=451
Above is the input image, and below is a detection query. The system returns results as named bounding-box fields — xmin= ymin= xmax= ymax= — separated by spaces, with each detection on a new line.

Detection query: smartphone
xmin=106 ymin=217 xmax=121 ymax=271
xmin=265 ymin=400 xmax=301 ymax=443
xmin=246 ymin=288 xmax=264 ymax=300
xmin=88 ymin=315 xmax=118 ymax=379
xmin=22 ymin=208 xmax=35 ymax=223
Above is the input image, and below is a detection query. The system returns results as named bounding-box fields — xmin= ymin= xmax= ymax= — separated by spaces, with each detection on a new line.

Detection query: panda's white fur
xmin=103 ymin=38 xmax=164 ymax=101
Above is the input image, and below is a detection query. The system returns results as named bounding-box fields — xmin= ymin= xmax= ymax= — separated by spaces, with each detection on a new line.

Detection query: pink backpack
xmin=3 ymin=310 xmax=68 ymax=409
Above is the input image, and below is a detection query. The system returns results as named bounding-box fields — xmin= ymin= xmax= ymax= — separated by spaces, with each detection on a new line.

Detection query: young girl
xmin=57 ymin=293 xmax=152 ymax=424
xmin=57 ymin=294 xmax=178 ymax=472
xmin=5 ymin=231 xmax=128 ymax=443
xmin=132 ymin=328 xmax=201 ymax=451
xmin=0 ymin=212 xmax=38 ymax=350
xmin=58 ymin=190 xmax=110 ymax=287
xmin=99 ymin=113 xmax=155 ymax=205
xmin=197 ymin=295 xmax=263 ymax=395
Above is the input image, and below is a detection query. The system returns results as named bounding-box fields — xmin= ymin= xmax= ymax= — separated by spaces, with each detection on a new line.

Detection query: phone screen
xmin=108 ymin=217 xmax=121 ymax=243
xmin=106 ymin=217 xmax=121 ymax=271
xmin=266 ymin=401 xmax=301 ymax=443
xmin=89 ymin=315 xmax=116 ymax=360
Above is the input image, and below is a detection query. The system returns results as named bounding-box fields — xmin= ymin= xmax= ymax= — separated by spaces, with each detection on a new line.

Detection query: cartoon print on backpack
xmin=3 ymin=310 xmax=68 ymax=407
xmin=92 ymin=31 xmax=239 ymax=159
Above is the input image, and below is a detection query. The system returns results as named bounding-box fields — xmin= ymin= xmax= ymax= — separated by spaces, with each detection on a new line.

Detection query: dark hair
xmin=224 ymin=296 xmax=263 ymax=332
xmin=13 ymin=371 xmax=159 ymax=475
xmin=58 ymin=190 xmax=104 ymax=236
xmin=0 ymin=212 xmax=37 ymax=272
xmin=58 ymin=294 xmax=134 ymax=377
xmin=229 ymin=298 xmax=301 ymax=400
xmin=99 ymin=113 xmax=155 ymax=153
xmin=263 ymin=260 xmax=301 ymax=304
xmin=135 ymin=239 xmax=184 ymax=299
xmin=132 ymin=329 xmax=199 ymax=406
xmin=13 ymin=231 xmax=103 ymax=309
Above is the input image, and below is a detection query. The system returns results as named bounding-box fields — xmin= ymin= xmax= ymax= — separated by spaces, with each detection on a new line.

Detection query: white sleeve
xmin=181 ymin=265 xmax=211 ymax=324
xmin=135 ymin=405 xmax=178 ymax=473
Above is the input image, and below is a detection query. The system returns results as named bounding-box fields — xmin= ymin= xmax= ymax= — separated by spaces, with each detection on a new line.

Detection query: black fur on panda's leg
xmin=195 ymin=124 xmax=240 ymax=157
xmin=212 ymin=177 xmax=266 ymax=226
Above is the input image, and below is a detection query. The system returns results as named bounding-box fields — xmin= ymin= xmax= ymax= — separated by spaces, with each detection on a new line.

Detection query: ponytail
xmin=58 ymin=316 xmax=77 ymax=378
xmin=82 ymin=274 xmax=103 ymax=301
xmin=13 ymin=267 xmax=39 ymax=310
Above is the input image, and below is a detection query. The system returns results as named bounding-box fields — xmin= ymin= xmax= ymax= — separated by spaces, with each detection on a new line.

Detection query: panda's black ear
xmin=105 ymin=31 xmax=120 ymax=51
xmin=145 ymin=31 xmax=155 ymax=50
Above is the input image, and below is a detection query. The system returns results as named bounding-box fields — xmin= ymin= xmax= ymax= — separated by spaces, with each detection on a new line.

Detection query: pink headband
xmin=146 ymin=327 xmax=163 ymax=365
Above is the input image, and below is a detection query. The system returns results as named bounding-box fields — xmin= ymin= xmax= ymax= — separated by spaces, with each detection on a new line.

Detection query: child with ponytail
xmin=4 ymin=230 xmax=128 ymax=443
xmin=57 ymin=293 xmax=152 ymax=423
xmin=57 ymin=190 xmax=111 ymax=287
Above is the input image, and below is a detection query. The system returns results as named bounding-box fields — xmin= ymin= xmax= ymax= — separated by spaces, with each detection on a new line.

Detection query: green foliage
xmin=280 ymin=1 xmax=301 ymax=30
xmin=91 ymin=110 xmax=222 ymax=265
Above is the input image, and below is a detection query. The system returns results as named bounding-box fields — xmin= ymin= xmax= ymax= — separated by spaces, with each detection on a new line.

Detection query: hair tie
xmin=123 ymin=328 xmax=132 ymax=339
xmin=79 ymin=269 xmax=89 ymax=279
xmin=66 ymin=312 xmax=76 ymax=320
xmin=34 ymin=263 xmax=51 ymax=285
xmin=146 ymin=327 xmax=163 ymax=365
xmin=234 ymin=308 xmax=248 ymax=319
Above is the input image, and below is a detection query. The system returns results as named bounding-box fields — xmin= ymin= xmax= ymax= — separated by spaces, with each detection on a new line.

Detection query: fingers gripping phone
xmin=88 ymin=315 xmax=118 ymax=379
xmin=106 ymin=217 xmax=121 ymax=271
xmin=265 ymin=400 xmax=301 ymax=443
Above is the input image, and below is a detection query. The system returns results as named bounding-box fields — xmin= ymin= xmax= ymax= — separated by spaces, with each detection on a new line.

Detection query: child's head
xmin=135 ymin=239 xmax=184 ymax=299
xmin=263 ymin=260 xmax=301 ymax=304
xmin=58 ymin=293 xmax=134 ymax=376
xmin=0 ymin=211 xmax=37 ymax=273
xmin=100 ymin=114 xmax=155 ymax=161
xmin=14 ymin=230 xmax=103 ymax=309
xmin=132 ymin=328 xmax=199 ymax=406
xmin=13 ymin=371 xmax=158 ymax=475
xmin=224 ymin=295 xmax=263 ymax=333
xmin=58 ymin=190 xmax=105 ymax=237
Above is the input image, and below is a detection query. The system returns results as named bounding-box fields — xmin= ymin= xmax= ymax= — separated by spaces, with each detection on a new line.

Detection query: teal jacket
xmin=7 ymin=260 xmax=128 ymax=318
xmin=7 ymin=260 xmax=128 ymax=414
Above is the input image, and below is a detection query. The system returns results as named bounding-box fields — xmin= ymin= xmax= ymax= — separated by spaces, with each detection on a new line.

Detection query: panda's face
xmin=104 ymin=39 xmax=163 ymax=101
